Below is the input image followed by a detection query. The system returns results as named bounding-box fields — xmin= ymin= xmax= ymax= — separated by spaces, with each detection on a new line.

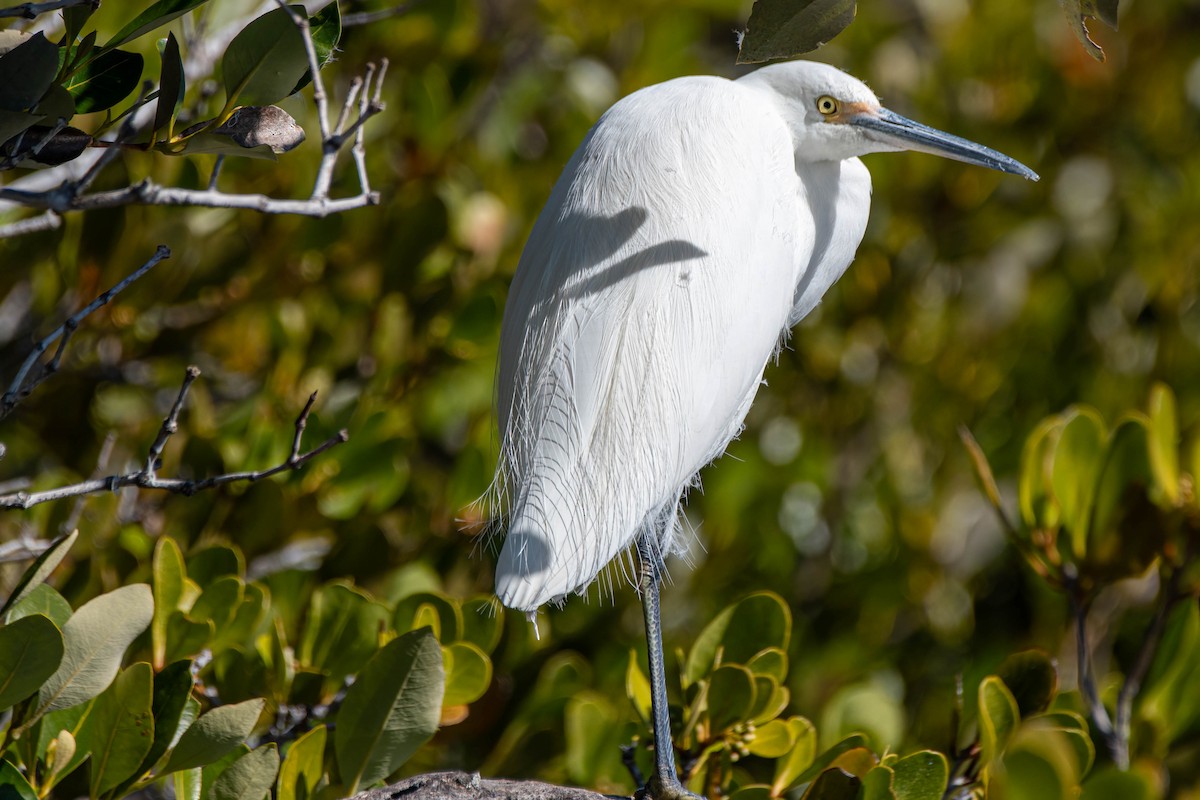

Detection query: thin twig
xmin=207 ymin=155 xmax=225 ymax=191
xmin=341 ymin=3 xmax=417 ymax=26
xmin=1 ymin=245 xmax=172 ymax=419
xmin=0 ymin=209 xmax=61 ymax=238
xmin=1112 ymin=566 xmax=1187 ymax=770
xmin=0 ymin=369 xmax=349 ymax=510
xmin=0 ymin=0 xmax=92 ymax=20
xmin=1069 ymin=584 xmax=1117 ymax=756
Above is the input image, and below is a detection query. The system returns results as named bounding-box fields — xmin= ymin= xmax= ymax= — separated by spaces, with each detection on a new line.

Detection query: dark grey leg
xmin=636 ymin=533 xmax=703 ymax=800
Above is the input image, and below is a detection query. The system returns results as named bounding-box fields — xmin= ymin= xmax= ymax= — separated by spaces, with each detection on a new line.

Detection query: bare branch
xmin=1 ymin=245 xmax=172 ymax=419
xmin=1 ymin=31 xmax=387 ymax=239
xmin=0 ymin=0 xmax=93 ymax=20
xmin=0 ymin=368 xmax=349 ymax=511
xmin=0 ymin=209 xmax=61 ymax=238
xmin=1068 ymin=585 xmax=1117 ymax=760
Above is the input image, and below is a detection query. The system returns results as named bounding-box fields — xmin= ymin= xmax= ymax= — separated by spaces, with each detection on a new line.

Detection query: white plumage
xmin=490 ymin=60 xmax=1036 ymax=614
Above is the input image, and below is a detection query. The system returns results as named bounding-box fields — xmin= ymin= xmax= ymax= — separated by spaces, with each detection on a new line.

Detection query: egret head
xmin=740 ymin=61 xmax=1038 ymax=181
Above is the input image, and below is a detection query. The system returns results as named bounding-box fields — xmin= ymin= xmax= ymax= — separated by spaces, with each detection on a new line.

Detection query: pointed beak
xmin=850 ymin=107 xmax=1039 ymax=181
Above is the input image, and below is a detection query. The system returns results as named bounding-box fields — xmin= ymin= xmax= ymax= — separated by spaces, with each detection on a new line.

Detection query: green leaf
xmin=459 ymin=597 xmax=503 ymax=654
xmin=37 ymin=584 xmax=154 ymax=716
xmin=0 ymin=530 xmax=77 ymax=617
xmin=103 ymin=0 xmax=214 ymax=50
xmin=154 ymin=31 xmax=185 ymax=141
xmin=707 ymin=664 xmax=757 ymax=734
xmin=393 ymin=592 xmax=462 ymax=640
xmin=214 ymin=583 xmax=269 ymax=651
xmin=749 ymin=674 xmax=789 ymax=724
xmin=290 ymin=1 xmax=341 ymax=95
xmin=890 ymin=751 xmax=949 ymax=800
xmin=800 ymin=767 xmax=862 ymax=800
xmin=978 ymin=675 xmax=1020 ymax=764
xmin=169 ymin=131 xmax=278 ymax=160
xmin=747 ymin=718 xmax=794 ymax=758
xmin=0 ymin=33 xmax=59 ymax=112
xmin=0 ymin=760 xmax=37 ymax=800
xmin=771 ymin=716 xmax=818 ymax=795
xmin=335 ymin=627 xmax=444 ymax=794
xmin=211 ymin=742 xmax=279 ymax=800
xmin=861 ymin=766 xmax=896 ymax=800
xmin=1086 ymin=417 xmax=1161 ymax=578
xmin=5 ymin=583 xmax=72 ymax=628
xmin=626 ymin=650 xmax=651 ymax=727
xmin=564 ymin=691 xmax=620 ymax=786
xmin=996 ymin=650 xmax=1058 ymax=717
xmin=1050 ymin=408 xmax=1106 ymax=560
xmin=277 ymin=724 xmax=325 ymax=800
xmin=1020 ymin=416 xmax=1063 ymax=529
xmin=163 ymin=698 xmax=265 ymax=773
xmin=124 ymin=660 xmax=195 ymax=786
xmin=173 ymin=767 xmax=202 ymax=800
xmin=298 ymin=582 xmax=388 ymax=686
xmin=222 ymin=6 xmax=311 ymax=108
xmin=442 ymin=641 xmax=492 ymax=707
xmin=63 ymin=2 xmax=97 ymax=46
xmin=737 ymin=0 xmax=856 ymax=64
xmin=1146 ymin=383 xmax=1180 ymax=504
xmin=153 ymin=537 xmax=187 ymax=668
xmin=77 ymin=662 xmax=154 ymax=797
xmin=64 ymin=48 xmax=144 ymax=113
xmin=37 ymin=701 xmax=94 ymax=786
xmin=1081 ymin=764 xmax=1157 ymax=800
xmin=686 ymin=592 xmax=791 ymax=684
xmin=746 ymin=647 xmax=788 ymax=682
xmin=0 ymin=614 xmax=63 ymax=711
xmin=0 ymin=109 xmax=45 ymax=147
xmin=188 ymin=576 xmax=244 ymax=632
xmin=165 ymin=610 xmax=215 ymax=663
xmin=187 ymin=545 xmax=243 ymax=583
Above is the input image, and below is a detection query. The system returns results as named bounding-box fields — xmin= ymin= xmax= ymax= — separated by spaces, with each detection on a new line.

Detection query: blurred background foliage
xmin=3 ymin=0 xmax=1200 ymax=795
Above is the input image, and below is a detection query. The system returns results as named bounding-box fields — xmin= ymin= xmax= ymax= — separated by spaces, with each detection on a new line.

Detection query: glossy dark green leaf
xmin=0 ymin=530 xmax=76 ymax=617
xmin=37 ymin=584 xmax=154 ymax=716
xmin=154 ymin=31 xmax=185 ymax=141
xmin=64 ymin=49 xmax=144 ymax=113
xmin=0 ymin=759 xmax=37 ymax=800
xmin=103 ymin=0 xmax=214 ymax=50
xmin=6 ymin=583 xmax=72 ymax=628
xmin=737 ymin=0 xmax=856 ymax=64
xmin=0 ymin=33 xmax=58 ymax=112
xmin=163 ymin=698 xmax=264 ymax=773
xmin=0 ymin=614 xmax=63 ymax=711
xmin=211 ymin=742 xmax=279 ymax=800
xmin=77 ymin=662 xmax=154 ymax=797
xmin=800 ymin=767 xmax=862 ymax=800
xmin=686 ymin=592 xmax=791 ymax=683
xmin=707 ymin=664 xmax=757 ymax=734
xmin=222 ymin=6 xmax=310 ymax=108
xmin=996 ymin=650 xmax=1058 ymax=717
xmin=890 ymin=750 xmax=949 ymax=800
xmin=335 ymin=627 xmax=444 ymax=794
xmin=63 ymin=2 xmax=96 ymax=46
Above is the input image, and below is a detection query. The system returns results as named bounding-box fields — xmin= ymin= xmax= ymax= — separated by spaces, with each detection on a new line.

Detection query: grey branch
xmin=0 ymin=245 xmax=172 ymax=419
xmin=0 ymin=0 xmax=94 ymax=19
xmin=352 ymin=772 xmax=626 ymax=800
xmin=0 ymin=13 xmax=387 ymax=237
xmin=0 ymin=367 xmax=349 ymax=511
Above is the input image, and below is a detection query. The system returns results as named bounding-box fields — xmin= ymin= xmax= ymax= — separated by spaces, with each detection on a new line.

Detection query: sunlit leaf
xmin=277 ymin=724 xmax=325 ymax=800
xmin=890 ymin=750 xmax=949 ymax=800
xmin=222 ymin=6 xmax=310 ymax=108
xmin=63 ymin=49 xmax=144 ymax=114
xmin=0 ymin=530 xmax=76 ymax=617
xmin=103 ymin=0 xmax=214 ymax=50
xmin=1146 ymin=382 xmax=1180 ymax=504
xmin=1050 ymin=407 xmax=1106 ymax=560
xmin=335 ymin=627 xmax=444 ymax=794
xmin=211 ymin=742 xmax=279 ymax=800
xmin=77 ymin=662 xmax=154 ymax=797
xmin=163 ymin=698 xmax=265 ymax=773
xmin=978 ymin=676 xmax=1020 ymax=764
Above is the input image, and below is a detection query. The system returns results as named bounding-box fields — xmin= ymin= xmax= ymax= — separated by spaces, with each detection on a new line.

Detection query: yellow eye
xmin=816 ymin=96 xmax=839 ymax=115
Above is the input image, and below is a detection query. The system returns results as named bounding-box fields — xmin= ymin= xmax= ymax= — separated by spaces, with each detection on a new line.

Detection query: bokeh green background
xmin=3 ymin=0 xmax=1200 ymax=793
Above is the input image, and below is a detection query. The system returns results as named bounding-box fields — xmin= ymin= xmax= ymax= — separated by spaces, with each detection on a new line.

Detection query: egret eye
xmin=816 ymin=96 xmax=839 ymax=116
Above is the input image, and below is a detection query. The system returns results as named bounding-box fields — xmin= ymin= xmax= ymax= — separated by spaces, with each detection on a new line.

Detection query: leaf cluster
xmin=0 ymin=534 xmax=501 ymax=800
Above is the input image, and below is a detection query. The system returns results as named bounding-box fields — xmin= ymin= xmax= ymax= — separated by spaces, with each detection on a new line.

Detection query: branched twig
xmin=0 ymin=0 xmax=93 ymax=20
xmin=0 ymin=367 xmax=349 ymax=510
xmin=1067 ymin=581 xmax=1117 ymax=760
xmin=0 ymin=244 xmax=172 ymax=419
xmin=0 ymin=14 xmax=387 ymax=238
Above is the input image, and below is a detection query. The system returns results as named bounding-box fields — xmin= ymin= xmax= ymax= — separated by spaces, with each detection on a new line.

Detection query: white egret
xmin=490 ymin=60 xmax=1036 ymax=799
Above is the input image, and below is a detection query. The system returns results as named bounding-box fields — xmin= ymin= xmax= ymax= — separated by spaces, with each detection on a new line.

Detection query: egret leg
xmin=636 ymin=534 xmax=703 ymax=800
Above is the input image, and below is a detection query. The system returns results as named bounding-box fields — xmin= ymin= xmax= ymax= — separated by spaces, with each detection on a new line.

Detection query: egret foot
xmin=635 ymin=771 xmax=704 ymax=800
